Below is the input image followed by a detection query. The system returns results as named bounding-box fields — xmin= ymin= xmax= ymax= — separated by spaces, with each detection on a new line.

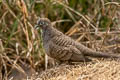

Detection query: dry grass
xmin=28 ymin=59 xmax=120 ymax=80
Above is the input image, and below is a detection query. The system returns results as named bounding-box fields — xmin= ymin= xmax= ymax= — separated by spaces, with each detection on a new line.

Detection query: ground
xmin=28 ymin=59 xmax=120 ymax=80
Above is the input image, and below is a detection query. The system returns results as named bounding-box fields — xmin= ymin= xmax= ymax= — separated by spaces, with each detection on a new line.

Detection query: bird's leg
xmin=45 ymin=56 xmax=62 ymax=68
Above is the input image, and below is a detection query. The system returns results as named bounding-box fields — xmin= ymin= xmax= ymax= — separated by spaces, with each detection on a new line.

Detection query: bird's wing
xmin=48 ymin=39 xmax=88 ymax=61
xmin=51 ymin=35 xmax=75 ymax=47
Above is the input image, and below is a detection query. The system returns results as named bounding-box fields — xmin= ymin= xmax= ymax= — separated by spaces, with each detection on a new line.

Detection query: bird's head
xmin=34 ymin=18 xmax=51 ymax=29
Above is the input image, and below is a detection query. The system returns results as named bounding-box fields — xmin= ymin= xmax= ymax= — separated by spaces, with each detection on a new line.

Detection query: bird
xmin=34 ymin=18 xmax=120 ymax=62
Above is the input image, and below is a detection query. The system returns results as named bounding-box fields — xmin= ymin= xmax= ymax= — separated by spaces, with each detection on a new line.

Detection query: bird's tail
xmin=84 ymin=50 xmax=120 ymax=59
xmin=76 ymin=42 xmax=120 ymax=59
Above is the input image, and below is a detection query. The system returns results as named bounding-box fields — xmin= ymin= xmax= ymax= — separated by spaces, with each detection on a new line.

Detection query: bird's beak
xmin=34 ymin=25 xmax=39 ymax=30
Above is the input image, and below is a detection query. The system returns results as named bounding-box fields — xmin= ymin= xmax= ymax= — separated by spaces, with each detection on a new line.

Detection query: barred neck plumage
xmin=42 ymin=25 xmax=63 ymax=43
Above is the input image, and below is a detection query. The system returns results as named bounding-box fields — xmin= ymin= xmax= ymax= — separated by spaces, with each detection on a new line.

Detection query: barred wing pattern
xmin=48 ymin=35 xmax=90 ymax=62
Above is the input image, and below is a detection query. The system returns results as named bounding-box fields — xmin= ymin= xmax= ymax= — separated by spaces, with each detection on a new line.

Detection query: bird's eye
xmin=39 ymin=22 xmax=45 ymax=25
xmin=39 ymin=22 xmax=42 ymax=25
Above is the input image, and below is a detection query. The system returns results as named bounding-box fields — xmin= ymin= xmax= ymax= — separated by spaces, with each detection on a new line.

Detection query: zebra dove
xmin=35 ymin=18 xmax=120 ymax=62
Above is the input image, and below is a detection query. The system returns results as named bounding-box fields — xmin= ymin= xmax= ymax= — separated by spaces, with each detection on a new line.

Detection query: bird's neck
xmin=42 ymin=26 xmax=63 ymax=43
